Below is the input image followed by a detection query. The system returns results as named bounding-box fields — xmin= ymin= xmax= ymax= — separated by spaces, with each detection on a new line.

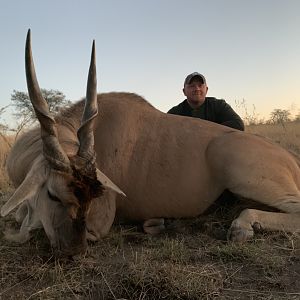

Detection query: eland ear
xmin=1 ymin=161 xmax=47 ymax=217
xmin=96 ymin=169 xmax=126 ymax=197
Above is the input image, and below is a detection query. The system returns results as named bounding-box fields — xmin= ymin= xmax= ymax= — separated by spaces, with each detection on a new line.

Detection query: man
xmin=167 ymin=72 xmax=244 ymax=224
xmin=168 ymin=72 xmax=244 ymax=131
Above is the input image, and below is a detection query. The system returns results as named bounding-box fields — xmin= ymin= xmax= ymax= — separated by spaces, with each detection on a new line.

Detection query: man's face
xmin=183 ymin=78 xmax=208 ymax=108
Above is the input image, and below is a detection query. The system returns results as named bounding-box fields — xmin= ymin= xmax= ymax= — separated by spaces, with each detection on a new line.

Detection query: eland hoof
xmin=227 ymin=219 xmax=254 ymax=242
xmin=143 ymin=218 xmax=165 ymax=235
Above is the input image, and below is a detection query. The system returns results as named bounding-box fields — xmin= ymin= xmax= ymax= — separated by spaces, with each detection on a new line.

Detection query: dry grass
xmin=0 ymin=134 xmax=13 ymax=194
xmin=0 ymin=215 xmax=299 ymax=299
xmin=246 ymin=121 xmax=300 ymax=155
xmin=0 ymin=123 xmax=300 ymax=299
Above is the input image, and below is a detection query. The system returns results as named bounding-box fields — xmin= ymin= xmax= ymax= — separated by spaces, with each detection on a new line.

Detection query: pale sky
xmin=0 ymin=0 xmax=299 ymax=125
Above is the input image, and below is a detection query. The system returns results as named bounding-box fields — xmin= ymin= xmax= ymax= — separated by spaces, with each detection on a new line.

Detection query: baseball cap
xmin=184 ymin=72 xmax=206 ymax=85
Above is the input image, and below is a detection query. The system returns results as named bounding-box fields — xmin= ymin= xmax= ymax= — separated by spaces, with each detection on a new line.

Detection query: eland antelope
xmin=1 ymin=30 xmax=300 ymax=256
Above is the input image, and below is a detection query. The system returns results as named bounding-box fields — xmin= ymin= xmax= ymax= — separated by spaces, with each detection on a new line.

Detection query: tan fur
xmin=5 ymin=92 xmax=300 ymax=249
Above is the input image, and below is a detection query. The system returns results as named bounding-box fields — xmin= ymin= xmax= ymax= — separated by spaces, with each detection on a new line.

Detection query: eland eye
xmin=47 ymin=190 xmax=61 ymax=203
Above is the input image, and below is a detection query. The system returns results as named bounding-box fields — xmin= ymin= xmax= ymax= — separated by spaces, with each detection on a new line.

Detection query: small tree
xmin=269 ymin=109 xmax=291 ymax=125
xmin=11 ymin=89 xmax=71 ymax=133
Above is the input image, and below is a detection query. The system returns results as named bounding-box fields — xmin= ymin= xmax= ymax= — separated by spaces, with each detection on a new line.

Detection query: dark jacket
xmin=168 ymin=97 xmax=244 ymax=131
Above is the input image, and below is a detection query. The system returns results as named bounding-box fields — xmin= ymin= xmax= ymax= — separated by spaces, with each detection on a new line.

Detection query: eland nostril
xmin=52 ymin=215 xmax=88 ymax=256
xmin=53 ymin=238 xmax=87 ymax=257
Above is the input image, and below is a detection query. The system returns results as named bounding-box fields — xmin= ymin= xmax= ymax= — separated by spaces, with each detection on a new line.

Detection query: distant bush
xmin=269 ymin=109 xmax=291 ymax=124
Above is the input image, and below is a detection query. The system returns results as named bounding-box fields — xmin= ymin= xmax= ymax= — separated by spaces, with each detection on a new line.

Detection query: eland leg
xmin=5 ymin=202 xmax=41 ymax=243
xmin=228 ymin=196 xmax=300 ymax=241
xmin=15 ymin=202 xmax=28 ymax=223
xmin=86 ymin=190 xmax=116 ymax=241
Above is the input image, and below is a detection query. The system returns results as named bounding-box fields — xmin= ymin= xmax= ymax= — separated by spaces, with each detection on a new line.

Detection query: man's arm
xmin=215 ymin=100 xmax=245 ymax=131
xmin=167 ymin=101 xmax=187 ymax=116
